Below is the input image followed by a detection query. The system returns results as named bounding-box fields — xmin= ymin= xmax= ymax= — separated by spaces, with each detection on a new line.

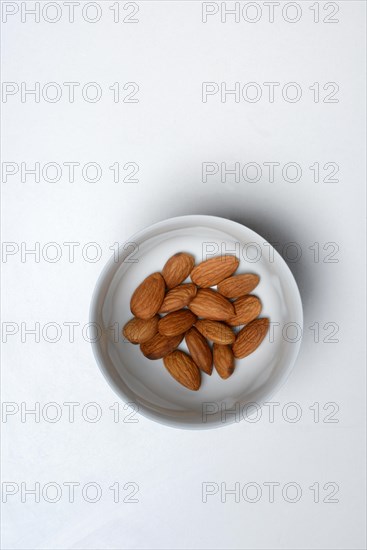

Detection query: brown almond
xmin=130 ymin=272 xmax=165 ymax=320
xmin=123 ymin=315 xmax=159 ymax=344
xmin=227 ymin=295 xmax=262 ymax=327
xmin=189 ymin=288 xmax=235 ymax=321
xmin=162 ymin=252 xmax=195 ymax=289
xmin=213 ymin=344 xmax=235 ymax=379
xmin=163 ymin=351 xmax=201 ymax=391
xmin=185 ymin=327 xmax=213 ymax=375
xmin=140 ymin=333 xmax=183 ymax=360
xmin=232 ymin=318 xmax=270 ymax=359
xmin=158 ymin=309 xmax=197 ymax=337
xmin=217 ymin=273 xmax=260 ymax=299
xmin=195 ymin=319 xmax=235 ymax=345
xmin=159 ymin=283 xmax=197 ymax=313
xmin=190 ymin=255 xmax=239 ymax=287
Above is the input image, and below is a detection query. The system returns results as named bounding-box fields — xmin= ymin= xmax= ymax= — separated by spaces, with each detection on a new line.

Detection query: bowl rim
xmin=89 ymin=214 xmax=304 ymax=430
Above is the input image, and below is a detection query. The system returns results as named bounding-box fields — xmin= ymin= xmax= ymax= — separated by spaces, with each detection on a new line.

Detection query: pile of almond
xmin=123 ymin=253 xmax=269 ymax=391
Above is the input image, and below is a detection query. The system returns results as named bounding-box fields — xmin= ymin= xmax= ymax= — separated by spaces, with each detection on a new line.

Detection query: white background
xmin=1 ymin=1 xmax=366 ymax=549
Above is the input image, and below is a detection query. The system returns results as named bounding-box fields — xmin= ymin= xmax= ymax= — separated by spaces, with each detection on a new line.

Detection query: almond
xmin=217 ymin=273 xmax=260 ymax=299
xmin=162 ymin=252 xmax=195 ymax=289
xmin=227 ymin=295 xmax=262 ymax=327
xmin=130 ymin=272 xmax=165 ymax=320
xmin=232 ymin=318 xmax=269 ymax=359
xmin=185 ymin=327 xmax=213 ymax=375
xmin=190 ymin=255 xmax=239 ymax=287
xmin=189 ymin=288 xmax=235 ymax=321
xmin=140 ymin=333 xmax=183 ymax=360
xmin=159 ymin=283 xmax=197 ymax=313
xmin=158 ymin=309 xmax=197 ymax=337
xmin=195 ymin=319 xmax=235 ymax=345
xmin=213 ymin=344 xmax=235 ymax=379
xmin=163 ymin=351 xmax=201 ymax=391
xmin=123 ymin=315 xmax=159 ymax=344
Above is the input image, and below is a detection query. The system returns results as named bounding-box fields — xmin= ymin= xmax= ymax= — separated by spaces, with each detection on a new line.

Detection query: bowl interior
xmin=91 ymin=216 xmax=303 ymax=429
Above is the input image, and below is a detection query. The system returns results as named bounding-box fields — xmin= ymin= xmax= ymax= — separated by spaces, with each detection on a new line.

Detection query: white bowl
xmin=90 ymin=215 xmax=303 ymax=429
